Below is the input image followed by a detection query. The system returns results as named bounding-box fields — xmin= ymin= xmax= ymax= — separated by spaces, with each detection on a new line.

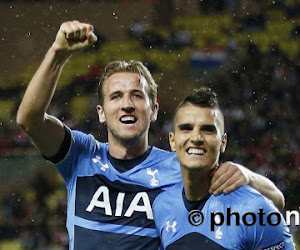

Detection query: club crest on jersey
xmin=214 ymin=215 xmax=223 ymax=240
xmin=166 ymin=220 xmax=177 ymax=232
xmin=146 ymin=168 xmax=159 ymax=186
xmin=92 ymin=156 xmax=109 ymax=171
xmin=215 ymin=227 xmax=223 ymax=240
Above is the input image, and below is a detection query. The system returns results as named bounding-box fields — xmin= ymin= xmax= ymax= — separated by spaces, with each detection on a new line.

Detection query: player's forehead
xmin=175 ymin=104 xmax=222 ymax=129
xmin=103 ymin=72 xmax=148 ymax=94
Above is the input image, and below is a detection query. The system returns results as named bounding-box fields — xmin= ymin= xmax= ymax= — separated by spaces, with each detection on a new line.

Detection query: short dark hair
xmin=174 ymin=87 xmax=225 ymax=133
xmin=176 ymin=87 xmax=219 ymax=111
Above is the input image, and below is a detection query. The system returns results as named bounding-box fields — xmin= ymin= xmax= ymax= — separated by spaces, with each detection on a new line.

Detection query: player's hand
xmin=209 ymin=162 xmax=252 ymax=195
xmin=51 ymin=20 xmax=97 ymax=54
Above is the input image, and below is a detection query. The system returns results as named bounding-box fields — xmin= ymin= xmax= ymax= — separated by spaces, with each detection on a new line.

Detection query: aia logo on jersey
xmin=75 ymin=175 xmax=162 ymax=228
xmin=257 ymin=241 xmax=285 ymax=250
xmin=86 ymin=186 xmax=154 ymax=220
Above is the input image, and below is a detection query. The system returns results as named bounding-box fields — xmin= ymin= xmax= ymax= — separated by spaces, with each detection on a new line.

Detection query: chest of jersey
xmin=75 ymin=174 xmax=162 ymax=228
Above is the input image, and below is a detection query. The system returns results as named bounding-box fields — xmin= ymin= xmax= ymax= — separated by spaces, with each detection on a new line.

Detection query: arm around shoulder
xmin=210 ymin=162 xmax=285 ymax=209
xmin=249 ymin=171 xmax=285 ymax=210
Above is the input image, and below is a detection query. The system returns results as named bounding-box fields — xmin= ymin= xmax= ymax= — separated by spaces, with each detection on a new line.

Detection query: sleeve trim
xmin=43 ymin=125 xmax=72 ymax=164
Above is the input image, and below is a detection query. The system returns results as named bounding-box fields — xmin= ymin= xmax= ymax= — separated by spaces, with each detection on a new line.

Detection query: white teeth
xmin=120 ymin=116 xmax=135 ymax=122
xmin=187 ymin=148 xmax=205 ymax=155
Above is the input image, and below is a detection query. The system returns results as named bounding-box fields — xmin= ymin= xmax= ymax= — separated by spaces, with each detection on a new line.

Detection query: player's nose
xmin=190 ymin=130 xmax=204 ymax=144
xmin=122 ymin=96 xmax=135 ymax=112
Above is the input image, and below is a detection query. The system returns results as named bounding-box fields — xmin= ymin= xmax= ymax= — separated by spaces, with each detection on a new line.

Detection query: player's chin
xmin=119 ymin=133 xmax=142 ymax=144
xmin=181 ymin=159 xmax=207 ymax=170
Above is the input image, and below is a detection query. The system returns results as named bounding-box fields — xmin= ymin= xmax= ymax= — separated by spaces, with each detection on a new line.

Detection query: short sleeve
xmin=54 ymin=129 xmax=98 ymax=184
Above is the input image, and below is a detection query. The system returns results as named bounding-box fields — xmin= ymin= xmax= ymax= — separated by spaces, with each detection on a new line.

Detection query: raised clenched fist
xmin=51 ymin=20 xmax=97 ymax=53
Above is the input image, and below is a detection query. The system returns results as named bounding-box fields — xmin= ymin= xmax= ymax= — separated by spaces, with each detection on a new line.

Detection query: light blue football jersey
xmin=55 ymin=129 xmax=182 ymax=250
xmin=153 ymin=183 xmax=295 ymax=250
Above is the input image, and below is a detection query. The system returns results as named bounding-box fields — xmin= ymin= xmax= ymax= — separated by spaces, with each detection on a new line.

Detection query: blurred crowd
xmin=1 ymin=0 xmax=300 ymax=249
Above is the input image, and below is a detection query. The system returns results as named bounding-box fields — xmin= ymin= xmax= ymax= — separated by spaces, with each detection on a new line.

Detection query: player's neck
xmin=181 ymin=167 xmax=211 ymax=201
xmin=108 ymin=134 xmax=149 ymax=160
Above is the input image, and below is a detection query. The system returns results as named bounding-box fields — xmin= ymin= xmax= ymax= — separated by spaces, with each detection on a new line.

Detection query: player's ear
xmin=169 ymin=132 xmax=176 ymax=152
xmin=220 ymin=133 xmax=227 ymax=153
xmin=150 ymin=102 xmax=159 ymax=122
xmin=97 ymin=105 xmax=106 ymax=124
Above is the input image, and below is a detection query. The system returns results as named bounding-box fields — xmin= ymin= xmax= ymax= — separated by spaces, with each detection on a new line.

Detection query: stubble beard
xmin=108 ymin=123 xmax=150 ymax=147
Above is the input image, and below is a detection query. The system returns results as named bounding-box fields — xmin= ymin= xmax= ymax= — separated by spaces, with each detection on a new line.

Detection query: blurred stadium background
xmin=0 ymin=0 xmax=300 ymax=249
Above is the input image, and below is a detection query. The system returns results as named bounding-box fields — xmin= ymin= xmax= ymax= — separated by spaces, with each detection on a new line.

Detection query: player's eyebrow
xmin=177 ymin=123 xmax=193 ymax=130
xmin=131 ymin=89 xmax=145 ymax=96
xmin=201 ymin=124 xmax=217 ymax=132
xmin=109 ymin=90 xmax=122 ymax=97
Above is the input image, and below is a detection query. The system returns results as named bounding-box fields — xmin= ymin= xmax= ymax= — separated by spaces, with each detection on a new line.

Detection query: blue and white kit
xmin=53 ymin=128 xmax=181 ymax=250
xmin=153 ymin=183 xmax=295 ymax=250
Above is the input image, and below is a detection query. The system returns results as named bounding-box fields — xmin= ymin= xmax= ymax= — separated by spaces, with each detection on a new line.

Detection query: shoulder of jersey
xmin=151 ymin=147 xmax=177 ymax=159
xmin=155 ymin=182 xmax=182 ymax=200
xmin=215 ymin=185 xmax=271 ymax=209
xmin=153 ymin=182 xmax=182 ymax=208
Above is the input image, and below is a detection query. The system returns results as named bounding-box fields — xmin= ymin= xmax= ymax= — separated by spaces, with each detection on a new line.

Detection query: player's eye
xmin=178 ymin=124 xmax=193 ymax=131
xmin=111 ymin=94 xmax=121 ymax=100
xmin=202 ymin=125 xmax=216 ymax=134
xmin=132 ymin=92 xmax=143 ymax=99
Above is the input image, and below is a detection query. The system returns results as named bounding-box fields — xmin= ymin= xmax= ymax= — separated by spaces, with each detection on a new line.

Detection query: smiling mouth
xmin=120 ymin=116 xmax=137 ymax=124
xmin=187 ymin=148 xmax=206 ymax=155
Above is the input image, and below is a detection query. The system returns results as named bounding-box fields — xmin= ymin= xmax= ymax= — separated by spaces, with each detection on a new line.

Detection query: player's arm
xmin=16 ymin=21 xmax=97 ymax=158
xmin=209 ymin=162 xmax=285 ymax=209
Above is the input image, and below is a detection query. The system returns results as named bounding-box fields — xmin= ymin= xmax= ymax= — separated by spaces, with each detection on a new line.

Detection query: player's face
xmin=97 ymin=72 xmax=158 ymax=145
xmin=169 ymin=104 xmax=227 ymax=171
